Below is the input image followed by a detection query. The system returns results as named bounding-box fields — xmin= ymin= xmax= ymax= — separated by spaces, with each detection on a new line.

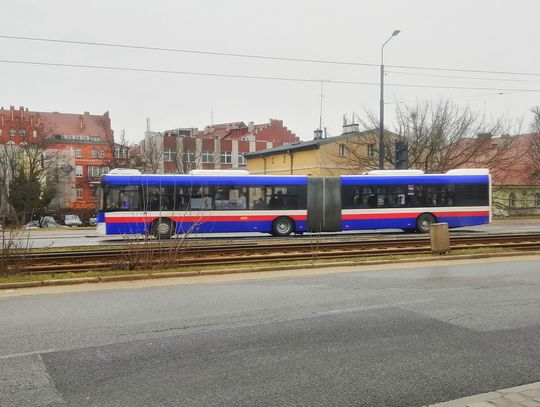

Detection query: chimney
xmin=247 ymin=121 xmax=255 ymax=132
xmin=342 ymin=123 xmax=359 ymax=134
xmin=314 ymin=129 xmax=323 ymax=140
xmin=146 ymin=118 xmax=151 ymax=132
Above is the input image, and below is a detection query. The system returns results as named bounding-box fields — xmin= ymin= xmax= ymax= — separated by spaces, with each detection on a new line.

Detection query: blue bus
xmin=97 ymin=169 xmax=491 ymax=238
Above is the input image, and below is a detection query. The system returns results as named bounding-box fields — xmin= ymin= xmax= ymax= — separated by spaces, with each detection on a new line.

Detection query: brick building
xmin=138 ymin=119 xmax=299 ymax=173
xmin=0 ymin=106 xmax=116 ymax=210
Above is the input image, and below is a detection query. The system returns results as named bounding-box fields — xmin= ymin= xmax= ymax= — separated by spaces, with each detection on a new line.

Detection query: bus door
xmin=307 ymin=177 xmax=341 ymax=232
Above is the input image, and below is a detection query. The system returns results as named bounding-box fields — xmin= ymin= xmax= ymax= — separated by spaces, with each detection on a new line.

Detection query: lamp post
xmin=379 ymin=29 xmax=400 ymax=170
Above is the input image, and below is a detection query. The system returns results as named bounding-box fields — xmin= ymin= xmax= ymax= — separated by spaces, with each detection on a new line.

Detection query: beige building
xmin=246 ymin=125 xmax=397 ymax=176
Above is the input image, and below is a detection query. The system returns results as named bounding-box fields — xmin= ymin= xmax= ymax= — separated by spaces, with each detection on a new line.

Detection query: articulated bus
xmin=96 ymin=169 xmax=491 ymax=238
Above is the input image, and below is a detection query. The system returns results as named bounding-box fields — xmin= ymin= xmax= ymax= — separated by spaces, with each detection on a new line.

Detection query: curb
xmin=1 ymin=250 xmax=539 ymax=291
xmin=426 ymin=381 xmax=540 ymax=406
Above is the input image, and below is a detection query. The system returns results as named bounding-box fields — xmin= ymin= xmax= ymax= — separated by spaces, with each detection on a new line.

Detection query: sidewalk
xmin=427 ymin=381 xmax=540 ymax=407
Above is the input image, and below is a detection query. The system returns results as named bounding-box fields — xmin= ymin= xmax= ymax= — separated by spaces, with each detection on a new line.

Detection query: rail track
xmin=3 ymin=232 xmax=540 ymax=274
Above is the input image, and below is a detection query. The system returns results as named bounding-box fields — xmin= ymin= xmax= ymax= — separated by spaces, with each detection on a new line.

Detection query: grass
xmin=1 ymin=246 xmax=530 ymax=286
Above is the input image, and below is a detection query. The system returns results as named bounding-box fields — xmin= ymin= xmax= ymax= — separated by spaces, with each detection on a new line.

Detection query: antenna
xmin=319 ymin=80 xmax=324 ymax=131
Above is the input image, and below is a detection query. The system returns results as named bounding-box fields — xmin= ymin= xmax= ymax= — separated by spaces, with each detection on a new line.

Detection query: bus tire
xmin=152 ymin=218 xmax=174 ymax=239
xmin=416 ymin=213 xmax=436 ymax=233
xmin=272 ymin=217 xmax=294 ymax=237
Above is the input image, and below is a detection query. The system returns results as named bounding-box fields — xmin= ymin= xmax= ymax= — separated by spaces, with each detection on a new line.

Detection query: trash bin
xmin=430 ymin=223 xmax=450 ymax=254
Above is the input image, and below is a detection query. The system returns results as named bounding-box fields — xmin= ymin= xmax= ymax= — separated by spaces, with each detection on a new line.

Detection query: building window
xmin=367 ymin=144 xmax=375 ymax=157
xmin=535 ymin=193 xmax=540 ymax=207
xmin=88 ymin=166 xmax=110 ymax=178
xmin=18 ymin=129 xmax=26 ymax=136
xmin=238 ymin=154 xmax=246 ymax=165
xmin=163 ymin=149 xmax=175 ymax=162
xmin=75 ymin=148 xmax=82 ymax=158
xmin=97 ymin=150 xmax=105 ymax=158
xmin=90 ymin=149 xmax=97 ymax=158
xmin=202 ymin=151 xmax=214 ymax=163
xmin=509 ymin=193 xmax=517 ymax=208
xmin=221 ymin=151 xmax=232 ymax=164
xmin=338 ymin=144 xmax=346 ymax=157
xmin=115 ymin=147 xmax=128 ymax=159
xmin=183 ymin=151 xmax=195 ymax=162
xmin=75 ymin=165 xmax=83 ymax=177
xmin=9 ymin=128 xmax=16 ymax=137
xmin=32 ymin=130 xmax=37 ymax=138
xmin=76 ymin=187 xmax=83 ymax=200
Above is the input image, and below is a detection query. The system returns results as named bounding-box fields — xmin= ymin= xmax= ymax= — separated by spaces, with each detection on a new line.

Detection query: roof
xmin=245 ymin=129 xmax=383 ymax=158
xmin=0 ymin=107 xmax=112 ymax=141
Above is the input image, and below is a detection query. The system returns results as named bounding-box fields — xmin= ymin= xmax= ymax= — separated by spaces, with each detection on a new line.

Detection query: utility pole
xmin=379 ymin=29 xmax=400 ymax=170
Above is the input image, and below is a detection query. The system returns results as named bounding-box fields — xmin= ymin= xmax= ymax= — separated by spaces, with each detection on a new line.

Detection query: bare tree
xmin=338 ymin=99 xmax=518 ymax=176
xmin=0 ymin=142 xmax=56 ymax=225
xmin=139 ymin=136 xmax=163 ymax=174
xmin=527 ymin=106 xmax=540 ymax=180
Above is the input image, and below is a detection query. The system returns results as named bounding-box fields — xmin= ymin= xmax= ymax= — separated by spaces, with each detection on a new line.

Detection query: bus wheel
xmin=416 ymin=213 xmax=436 ymax=233
xmin=152 ymin=218 xmax=174 ymax=239
xmin=272 ymin=217 xmax=294 ymax=237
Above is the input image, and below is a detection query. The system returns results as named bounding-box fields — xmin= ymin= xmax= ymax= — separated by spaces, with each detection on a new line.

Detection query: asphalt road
xmin=6 ymin=218 xmax=540 ymax=248
xmin=1 ymin=256 xmax=539 ymax=406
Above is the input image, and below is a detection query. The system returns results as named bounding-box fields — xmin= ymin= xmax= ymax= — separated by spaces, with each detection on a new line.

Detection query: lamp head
xmin=392 ymin=30 xmax=401 ymax=36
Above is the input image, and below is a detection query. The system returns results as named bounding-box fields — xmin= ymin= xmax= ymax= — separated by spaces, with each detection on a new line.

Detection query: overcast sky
xmin=2 ymin=0 xmax=539 ymax=144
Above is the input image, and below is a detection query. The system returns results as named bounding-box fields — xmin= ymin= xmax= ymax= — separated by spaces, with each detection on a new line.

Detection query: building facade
xmin=0 ymin=106 xmax=116 ymax=210
xmin=138 ymin=119 xmax=299 ymax=173
xmin=246 ymin=125 xmax=390 ymax=176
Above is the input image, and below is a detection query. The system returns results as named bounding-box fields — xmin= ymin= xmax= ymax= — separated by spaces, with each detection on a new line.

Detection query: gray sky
xmin=2 ymin=0 xmax=539 ymax=144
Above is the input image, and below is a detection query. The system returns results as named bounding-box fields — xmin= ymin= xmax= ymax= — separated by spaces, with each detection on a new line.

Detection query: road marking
xmin=0 ymin=349 xmax=59 ymax=360
xmin=320 ymin=298 xmax=434 ymax=315
xmin=0 ymin=353 xmax=64 ymax=406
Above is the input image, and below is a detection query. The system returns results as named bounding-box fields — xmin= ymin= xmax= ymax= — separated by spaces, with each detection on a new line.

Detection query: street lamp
xmin=379 ymin=29 xmax=400 ymax=170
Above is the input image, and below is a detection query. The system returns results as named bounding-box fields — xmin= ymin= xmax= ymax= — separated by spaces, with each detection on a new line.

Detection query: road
xmin=1 ymin=256 xmax=539 ymax=406
xmin=6 ymin=218 xmax=540 ymax=248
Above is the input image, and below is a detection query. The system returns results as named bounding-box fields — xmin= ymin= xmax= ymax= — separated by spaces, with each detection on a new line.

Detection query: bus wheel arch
xmin=416 ymin=213 xmax=436 ymax=233
xmin=151 ymin=217 xmax=175 ymax=239
xmin=272 ymin=217 xmax=295 ymax=237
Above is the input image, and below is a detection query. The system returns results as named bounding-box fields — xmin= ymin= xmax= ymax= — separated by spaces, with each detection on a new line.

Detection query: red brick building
xmin=0 ymin=106 xmax=116 ymax=209
xmin=139 ymin=119 xmax=299 ymax=173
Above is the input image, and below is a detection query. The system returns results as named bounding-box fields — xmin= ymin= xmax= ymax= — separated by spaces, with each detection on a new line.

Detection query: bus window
xmin=454 ymin=183 xmax=489 ymax=206
xmin=249 ymin=187 xmax=267 ymax=209
xmin=250 ymin=185 xmax=306 ymax=210
xmin=214 ymin=186 xmax=248 ymax=210
xmin=189 ymin=185 xmax=213 ymax=210
xmin=104 ymin=185 xmax=141 ymax=210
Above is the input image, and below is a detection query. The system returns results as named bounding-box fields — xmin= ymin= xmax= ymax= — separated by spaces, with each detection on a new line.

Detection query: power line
xmin=2 ymin=34 xmax=540 ymax=78
xmin=386 ymin=70 xmax=540 ymax=84
xmin=1 ymin=58 xmax=539 ymax=93
xmin=387 ymin=64 xmax=540 ymax=77
xmin=0 ymin=35 xmax=379 ymax=68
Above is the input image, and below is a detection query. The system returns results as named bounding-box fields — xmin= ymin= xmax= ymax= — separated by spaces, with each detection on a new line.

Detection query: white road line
xmin=0 ymin=349 xmax=59 ymax=360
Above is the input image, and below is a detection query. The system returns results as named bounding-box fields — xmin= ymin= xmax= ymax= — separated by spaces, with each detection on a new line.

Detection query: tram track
xmin=5 ymin=232 xmax=540 ymax=274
